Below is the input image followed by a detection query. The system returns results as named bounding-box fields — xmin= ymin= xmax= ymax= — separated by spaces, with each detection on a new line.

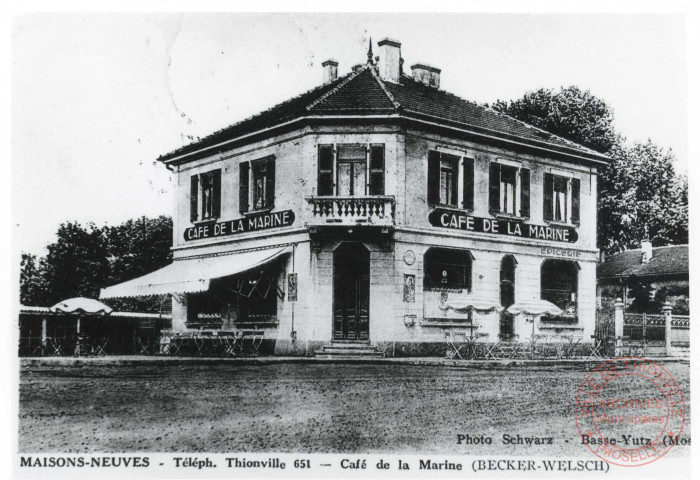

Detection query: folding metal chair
xmin=247 ymin=332 xmax=264 ymax=356
xmin=445 ymin=331 xmax=467 ymax=359
xmin=587 ymin=336 xmax=604 ymax=360
xmin=93 ymin=337 xmax=108 ymax=356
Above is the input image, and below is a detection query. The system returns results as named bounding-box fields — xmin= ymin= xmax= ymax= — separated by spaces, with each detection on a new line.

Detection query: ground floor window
xmin=541 ymin=259 xmax=578 ymax=320
xmin=424 ymin=247 xmax=473 ymax=291
xmin=187 ymin=270 xmax=280 ymax=329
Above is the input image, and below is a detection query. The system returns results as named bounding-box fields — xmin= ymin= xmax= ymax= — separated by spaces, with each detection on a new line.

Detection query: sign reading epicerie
xmin=429 ymin=209 xmax=578 ymax=243
xmin=184 ymin=210 xmax=295 ymax=241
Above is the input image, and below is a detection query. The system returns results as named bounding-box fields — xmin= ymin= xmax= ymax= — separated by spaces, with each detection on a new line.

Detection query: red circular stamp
xmin=575 ymin=357 xmax=685 ymax=467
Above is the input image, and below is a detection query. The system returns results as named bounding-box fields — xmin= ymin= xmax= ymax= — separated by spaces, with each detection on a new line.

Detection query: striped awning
xmin=100 ymin=246 xmax=291 ymax=299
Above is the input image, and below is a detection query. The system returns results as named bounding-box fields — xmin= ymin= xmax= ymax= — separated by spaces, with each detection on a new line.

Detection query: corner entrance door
xmin=333 ymin=242 xmax=370 ymax=341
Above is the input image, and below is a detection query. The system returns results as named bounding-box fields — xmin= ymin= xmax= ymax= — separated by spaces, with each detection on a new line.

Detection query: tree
xmin=103 ymin=216 xmax=173 ymax=312
xmin=20 ymin=253 xmax=47 ymax=306
xmin=491 ymin=86 xmax=688 ymax=254
xmin=492 ymin=86 xmax=618 ymax=154
xmin=19 ymin=216 xmax=173 ymax=312
xmin=40 ymin=221 xmax=110 ymax=305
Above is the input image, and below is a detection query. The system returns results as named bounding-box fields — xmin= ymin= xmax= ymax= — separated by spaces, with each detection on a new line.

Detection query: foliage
xmin=492 ymin=86 xmax=618 ymax=154
xmin=492 ymin=86 xmax=688 ymax=254
xmin=19 ymin=216 xmax=173 ymax=312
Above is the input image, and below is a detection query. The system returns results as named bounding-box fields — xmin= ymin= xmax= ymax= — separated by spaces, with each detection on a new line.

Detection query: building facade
xmin=101 ymin=38 xmax=609 ymax=356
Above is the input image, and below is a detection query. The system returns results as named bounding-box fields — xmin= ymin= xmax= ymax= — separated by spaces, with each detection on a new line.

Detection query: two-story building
xmin=101 ymin=38 xmax=609 ymax=356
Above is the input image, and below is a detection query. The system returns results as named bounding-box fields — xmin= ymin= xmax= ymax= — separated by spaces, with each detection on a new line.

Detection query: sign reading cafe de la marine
xmin=101 ymin=38 xmax=609 ymax=356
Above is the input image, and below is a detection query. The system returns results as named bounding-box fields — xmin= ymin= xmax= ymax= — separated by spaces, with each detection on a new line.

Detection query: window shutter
xmin=489 ymin=163 xmax=500 ymax=213
xmin=571 ymin=177 xmax=581 ymax=225
xmin=520 ymin=168 xmax=530 ymax=218
xmin=266 ymin=158 xmax=275 ymax=209
xmin=212 ymin=169 xmax=221 ymax=218
xmin=239 ymin=162 xmax=250 ymax=214
xmin=317 ymin=145 xmax=334 ymax=196
xmin=427 ymin=150 xmax=440 ymax=205
xmin=369 ymin=145 xmax=385 ymax=195
xmin=462 ymin=157 xmax=474 ymax=210
xmin=543 ymin=173 xmax=554 ymax=221
xmin=190 ymin=175 xmax=199 ymax=222
xmin=450 ymin=157 xmax=459 ymax=206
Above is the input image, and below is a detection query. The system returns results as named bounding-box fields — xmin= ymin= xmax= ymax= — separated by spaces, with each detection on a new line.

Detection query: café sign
xmin=184 ymin=210 xmax=295 ymax=241
xmin=428 ymin=209 xmax=577 ymax=243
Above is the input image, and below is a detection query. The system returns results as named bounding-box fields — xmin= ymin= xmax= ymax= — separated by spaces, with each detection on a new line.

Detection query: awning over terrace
xmin=100 ymin=245 xmax=291 ymax=299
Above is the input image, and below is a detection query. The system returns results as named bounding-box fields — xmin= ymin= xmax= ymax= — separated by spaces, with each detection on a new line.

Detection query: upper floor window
xmin=190 ymin=169 xmax=221 ymax=222
xmin=427 ymin=150 xmax=474 ymax=209
xmin=317 ymin=144 xmax=385 ymax=196
xmin=423 ymin=247 xmax=473 ymax=291
xmin=489 ymin=162 xmax=530 ymax=217
xmin=543 ymin=173 xmax=580 ymax=225
xmin=240 ymin=156 xmax=275 ymax=214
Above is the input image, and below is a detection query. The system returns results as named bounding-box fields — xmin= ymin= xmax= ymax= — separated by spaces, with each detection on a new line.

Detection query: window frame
xmin=191 ymin=169 xmax=221 ymax=223
xmin=240 ymin=156 xmax=276 ymax=215
xmin=490 ymin=161 xmax=529 ymax=219
xmin=423 ymin=247 xmax=473 ymax=292
xmin=540 ymin=259 xmax=579 ymax=322
xmin=428 ymin=149 xmax=475 ymax=211
xmin=544 ymin=172 xmax=580 ymax=226
xmin=317 ymin=143 xmax=386 ymax=197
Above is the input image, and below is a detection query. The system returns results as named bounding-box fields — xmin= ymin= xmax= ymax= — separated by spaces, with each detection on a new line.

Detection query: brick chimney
xmin=322 ymin=59 xmax=338 ymax=84
xmin=377 ymin=38 xmax=402 ymax=83
xmin=411 ymin=63 xmax=441 ymax=89
xmin=641 ymin=240 xmax=653 ymax=263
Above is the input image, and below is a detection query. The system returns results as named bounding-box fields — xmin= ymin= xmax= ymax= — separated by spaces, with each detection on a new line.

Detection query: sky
xmin=12 ymin=13 xmax=687 ymax=255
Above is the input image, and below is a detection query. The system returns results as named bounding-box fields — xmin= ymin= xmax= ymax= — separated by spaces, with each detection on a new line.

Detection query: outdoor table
xmin=92 ymin=336 xmax=108 ymax=356
xmin=530 ymin=334 xmax=549 ymax=359
xmin=135 ymin=336 xmax=153 ymax=355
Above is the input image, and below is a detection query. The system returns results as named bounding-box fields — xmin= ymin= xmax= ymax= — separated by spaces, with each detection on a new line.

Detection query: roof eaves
xmin=400 ymin=109 xmax=610 ymax=165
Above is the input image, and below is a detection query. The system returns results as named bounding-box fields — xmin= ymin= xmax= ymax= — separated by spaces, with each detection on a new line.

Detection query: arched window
xmin=424 ymin=247 xmax=473 ymax=291
xmin=541 ymin=260 xmax=578 ymax=319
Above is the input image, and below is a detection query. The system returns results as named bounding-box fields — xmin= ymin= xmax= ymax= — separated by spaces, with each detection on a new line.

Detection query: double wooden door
xmin=333 ymin=243 xmax=370 ymax=341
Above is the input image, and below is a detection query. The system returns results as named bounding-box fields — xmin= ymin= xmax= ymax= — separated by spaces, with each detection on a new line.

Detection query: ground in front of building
xmin=19 ymin=360 xmax=691 ymax=455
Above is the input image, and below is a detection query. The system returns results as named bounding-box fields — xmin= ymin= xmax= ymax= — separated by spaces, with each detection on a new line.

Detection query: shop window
xmin=427 ymin=150 xmax=474 ymax=209
xmin=317 ymin=144 xmax=385 ymax=196
xmin=489 ymin=162 xmax=530 ymax=217
xmin=543 ymin=173 xmax=580 ymax=225
xmin=190 ymin=169 xmax=221 ymax=222
xmin=424 ymin=247 xmax=473 ymax=291
xmin=239 ymin=156 xmax=275 ymax=214
xmin=541 ymin=259 xmax=578 ymax=320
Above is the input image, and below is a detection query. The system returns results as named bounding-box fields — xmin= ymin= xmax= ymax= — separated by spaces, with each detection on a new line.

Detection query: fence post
xmin=663 ymin=301 xmax=673 ymax=357
xmin=614 ymin=298 xmax=624 ymax=357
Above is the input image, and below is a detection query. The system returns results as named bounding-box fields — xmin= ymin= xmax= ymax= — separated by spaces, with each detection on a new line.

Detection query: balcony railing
xmin=306 ymin=196 xmax=395 ymax=227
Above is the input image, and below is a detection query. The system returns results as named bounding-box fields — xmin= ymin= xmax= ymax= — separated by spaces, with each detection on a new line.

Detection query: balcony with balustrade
xmin=305 ymin=196 xmax=396 ymax=250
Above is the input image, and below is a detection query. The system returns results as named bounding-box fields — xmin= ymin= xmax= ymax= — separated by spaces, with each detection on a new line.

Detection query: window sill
xmin=545 ymin=220 xmax=579 ymax=228
xmin=192 ymin=218 xmax=218 ymax=226
xmin=493 ymin=212 xmax=528 ymax=221
xmin=424 ymin=287 xmax=470 ymax=294
xmin=243 ymin=207 xmax=274 ymax=216
xmin=429 ymin=204 xmax=473 ymax=214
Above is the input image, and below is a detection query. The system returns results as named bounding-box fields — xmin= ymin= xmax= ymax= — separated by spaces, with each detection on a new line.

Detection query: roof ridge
xmin=368 ymin=65 xmax=402 ymax=110
xmin=306 ymin=66 xmax=368 ymax=111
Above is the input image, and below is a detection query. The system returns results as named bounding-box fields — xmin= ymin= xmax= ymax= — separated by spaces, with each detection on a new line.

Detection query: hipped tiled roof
xmin=159 ymin=64 xmax=608 ymax=163
xmin=598 ymin=245 xmax=689 ymax=280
